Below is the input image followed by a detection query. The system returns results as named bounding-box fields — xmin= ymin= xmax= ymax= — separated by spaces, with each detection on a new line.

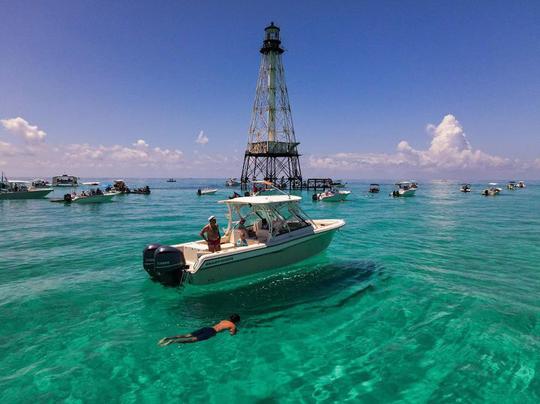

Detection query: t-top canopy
xmin=219 ymin=195 xmax=301 ymax=205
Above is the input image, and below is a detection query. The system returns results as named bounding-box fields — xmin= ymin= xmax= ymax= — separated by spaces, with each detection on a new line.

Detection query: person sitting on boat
xmin=158 ymin=314 xmax=240 ymax=346
xmin=200 ymin=215 xmax=221 ymax=252
xmin=255 ymin=218 xmax=270 ymax=243
xmin=272 ymin=218 xmax=285 ymax=235
xmin=236 ymin=218 xmax=248 ymax=246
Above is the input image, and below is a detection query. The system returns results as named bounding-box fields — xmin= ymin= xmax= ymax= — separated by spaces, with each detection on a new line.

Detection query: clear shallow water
xmin=1 ymin=179 xmax=539 ymax=402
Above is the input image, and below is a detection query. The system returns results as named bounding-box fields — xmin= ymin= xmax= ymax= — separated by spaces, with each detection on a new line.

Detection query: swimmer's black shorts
xmin=192 ymin=327 xmax=217 ymax=341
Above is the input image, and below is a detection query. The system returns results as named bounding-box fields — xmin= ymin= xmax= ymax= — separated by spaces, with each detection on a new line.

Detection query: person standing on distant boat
xmin=200 ymin=215 xmax=221 ymax=252
xmin=158 ymin=314 xmax=240 ymax=345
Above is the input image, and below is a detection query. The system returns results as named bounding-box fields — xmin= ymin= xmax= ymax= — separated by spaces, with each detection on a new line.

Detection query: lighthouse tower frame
xmin=240 ymin=23 xmax=302 ymax=189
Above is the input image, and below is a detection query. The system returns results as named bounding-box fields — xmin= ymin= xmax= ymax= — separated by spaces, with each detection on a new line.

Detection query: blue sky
xmin=1 ymin=1 xmax=539 ymax=178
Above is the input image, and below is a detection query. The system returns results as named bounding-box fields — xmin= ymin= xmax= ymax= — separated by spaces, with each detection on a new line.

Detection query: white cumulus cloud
xmin=63 ymin=141 xmax=183 ymax=166
xmin=133 ymin=139 xmax=149 ymax=148
xmin=396 ymin=114 xmax=508 ymax=169
xmin=195 ymin=130 xmax=209 ymax=145
xmin=309 ymin=114 xmax=510 ymax=174
xmin=1 ymin=117 xmax=47 ymax=142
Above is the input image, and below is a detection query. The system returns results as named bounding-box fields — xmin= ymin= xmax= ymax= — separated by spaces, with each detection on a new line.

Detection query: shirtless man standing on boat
xmin=158 ymin=314 xmax=240 ymax=345
xmin=200 ymin=215 xmax=221 ymax=252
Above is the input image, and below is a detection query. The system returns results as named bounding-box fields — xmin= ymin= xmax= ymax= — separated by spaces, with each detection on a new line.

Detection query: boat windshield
xmin=228 ymin=201 xmax=311 ymax=239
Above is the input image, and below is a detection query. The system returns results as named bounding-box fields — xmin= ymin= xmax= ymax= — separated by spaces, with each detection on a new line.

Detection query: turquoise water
xmin=1 ymin=180 xmax=539 ymax=402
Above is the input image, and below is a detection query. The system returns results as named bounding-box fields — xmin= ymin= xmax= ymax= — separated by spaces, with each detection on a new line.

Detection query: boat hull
xmin=199 ymin=189 xmax=217 ymax=195
xmin=188 ymin=227 xmax=339 ymax=285
xmin=0 ymin=189 xmax=53 ymax=200
xmin=319 ymin=191 xmax=350 ymax=202
xmin=399 ymin=189 xmax=416 ymax=197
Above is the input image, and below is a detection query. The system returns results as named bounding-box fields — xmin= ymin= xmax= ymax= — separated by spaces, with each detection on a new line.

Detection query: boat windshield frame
xmin=221 ymin=197 xmax=313 ymax=242
xmin=396 ymin=182 xmax=412 ymax=190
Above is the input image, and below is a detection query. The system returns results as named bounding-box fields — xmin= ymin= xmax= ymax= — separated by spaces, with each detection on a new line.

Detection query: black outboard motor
xmin=154 ymin=246 xmax=187 ymax=287
xmin=142 ymin=243 xmax=161 ymax=278
xmin=64 ymin=193 xmax=72 ymax=202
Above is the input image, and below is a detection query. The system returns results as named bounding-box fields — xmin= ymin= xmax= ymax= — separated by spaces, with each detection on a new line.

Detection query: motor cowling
xmin=154 ymin=246 xmax=187 ymax=287
xmin=142 ymin=243 xmax=161 ymax=278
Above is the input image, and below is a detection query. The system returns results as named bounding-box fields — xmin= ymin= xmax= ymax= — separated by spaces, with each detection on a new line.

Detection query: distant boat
xmin=481 ymin=183 xmax=502 ymax=196
xmin=31 ymin=179 xmax=51 ymax=188
xmin=1 ymin=174 xmax=53 ymax=200
xmin=82 ymin=181 xmax=100 ymax=186
xmin=391 ymin=181 xmax=416 ymax=197
xmin=166 ymin=178 xmax=176 ymax=182
xmin=516 ymin=181 xmax=526 ymax=188
xmin=460 ymin=184 xmax=471 ymax=193
xmin=313 ymin=189 xmax=350 ymax=202
xmin=111 ymin=179 xmax=129 ymax=194
xmin=197 ymin=188 xmax=217 ymax=196
xmin=225 ymin=178 xmax=240 ymax=187
xmin=131 ymin=186 xmax=151 ymax=195
xmin=368 ymin=184 xmax=380 ymax=193
xmin=506 ymin=181 xmax=516 ymax=190
xmin=52 ymin=174 xmax=79 ymax=187
xmin=51 ymin=190 xmax=116 ymax=204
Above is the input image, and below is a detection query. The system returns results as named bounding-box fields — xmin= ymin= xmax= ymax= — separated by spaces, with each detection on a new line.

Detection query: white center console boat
xmin=143 ymin=194 xmax=345 ymax=287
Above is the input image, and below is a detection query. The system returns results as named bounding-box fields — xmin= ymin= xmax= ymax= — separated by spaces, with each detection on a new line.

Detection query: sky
xmin=1 ymin=0 xmax=539 ymax=179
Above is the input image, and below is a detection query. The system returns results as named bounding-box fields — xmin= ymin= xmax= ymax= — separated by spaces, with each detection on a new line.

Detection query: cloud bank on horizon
xmin=308 ymin=114 xmax=534 ymax=178
xmin=0 ymin=114 xmax=538 ymax=178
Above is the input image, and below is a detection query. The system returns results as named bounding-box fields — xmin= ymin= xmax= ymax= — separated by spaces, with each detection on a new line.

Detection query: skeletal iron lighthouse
xmin=240 ymin=23 xmax=302 ymax=188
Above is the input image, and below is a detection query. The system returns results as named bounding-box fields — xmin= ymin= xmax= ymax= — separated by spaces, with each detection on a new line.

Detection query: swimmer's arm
xmin=230 ymin=324 xmax=237 ymax=335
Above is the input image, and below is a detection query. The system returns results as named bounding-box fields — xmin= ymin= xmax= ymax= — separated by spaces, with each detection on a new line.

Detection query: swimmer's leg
xmin=159 ymin=336 xmax=198 ymax=346
xmin=158 ymin=334 xmax=194 ymax=346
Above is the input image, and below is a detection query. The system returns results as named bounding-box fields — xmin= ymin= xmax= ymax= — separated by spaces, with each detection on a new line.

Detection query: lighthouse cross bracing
xmin=241 ymin=23 xmax=302 ymax=189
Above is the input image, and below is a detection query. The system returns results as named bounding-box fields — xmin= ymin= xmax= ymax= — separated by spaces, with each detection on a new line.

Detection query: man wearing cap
xmin=200 ymin=216 xmax=221 ymax=252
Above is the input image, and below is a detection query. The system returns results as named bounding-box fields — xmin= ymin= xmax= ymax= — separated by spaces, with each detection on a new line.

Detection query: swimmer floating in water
xmin=158 ymin=314 xmax=240 ymax=346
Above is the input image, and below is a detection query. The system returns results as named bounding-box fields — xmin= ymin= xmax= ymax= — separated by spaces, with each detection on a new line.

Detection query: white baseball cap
xmin=208 ymin=215 xmax=216 ymax=221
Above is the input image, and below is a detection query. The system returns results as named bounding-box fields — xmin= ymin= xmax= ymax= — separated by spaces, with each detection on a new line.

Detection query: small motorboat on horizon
xmin=391 ymin=181 xmax=416 ymax=197
xmin=225 ymin=178 xmax=240 ymax=187
xmin=481 ymin=183 xmax=502 ymax=196
xmin=1 ymin=174 xmax=53 ymax=200
xmin=197 ymin=188 xmax=218 ymax=195
xmin=51 ymin=189 xmax=116 ymax=204
xmin=52 ymin=174 xmax=79 ymax=187
xmin=313 ymin=189 xmax=351 ymax=202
